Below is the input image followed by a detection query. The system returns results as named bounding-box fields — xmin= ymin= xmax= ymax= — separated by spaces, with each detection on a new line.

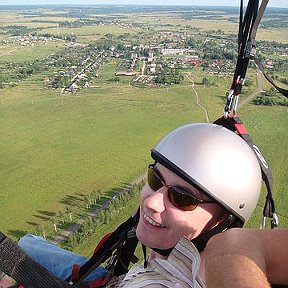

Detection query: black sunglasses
xmin=147 ymin=164 xmax=214 ymax=211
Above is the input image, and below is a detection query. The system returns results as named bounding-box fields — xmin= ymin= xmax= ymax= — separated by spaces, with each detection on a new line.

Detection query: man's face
xmin=136 ymin=163 xmax=225 ymax=250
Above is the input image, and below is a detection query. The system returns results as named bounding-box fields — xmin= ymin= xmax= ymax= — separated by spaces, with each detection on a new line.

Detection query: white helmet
xmin=151 ymin=123 xmax=262 ymax=225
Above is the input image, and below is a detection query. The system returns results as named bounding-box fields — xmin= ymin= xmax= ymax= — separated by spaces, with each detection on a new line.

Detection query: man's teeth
xmin=144 ymin=214 xmax=165 ymax=227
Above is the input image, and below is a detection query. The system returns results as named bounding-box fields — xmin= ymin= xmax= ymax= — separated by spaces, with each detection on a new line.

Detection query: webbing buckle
xmin=224 ymin=90 xmax=239 ymax=118
xmin=261 ymin=213 xmax=279 ymax=229
xmin=244 ymin=39 xmax=257 ymax=61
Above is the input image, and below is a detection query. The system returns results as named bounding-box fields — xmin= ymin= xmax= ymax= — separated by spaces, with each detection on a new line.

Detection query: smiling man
xmin=122 ymin=122 xmax=262 ymax=287
xmin=10 ymin=122 xmax=263 ymax=288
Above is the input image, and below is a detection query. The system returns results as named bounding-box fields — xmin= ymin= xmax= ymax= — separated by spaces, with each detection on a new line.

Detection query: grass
xmin=134 ymin=13 xmax=238 ymax=33
xmin=138 ymin=13 xmax=288 ymax=44
xmin=40 ymin=25 xmax=137 ymax=38
xmin=1 ymin=62 xmax=225 ymax=240
xmin=257 ymin=29 xmax=288 ymax=44
xmin=240 ymin=104 xmax=288 ymax=229
xmin=0 ymin=7 xmax=287 ymax=251
xmin=0 ymin=41 xmax=66 ymax=63
xmin=0 ymin=11 xmax=27 ymax=25
xmin=1 ymin=63 xmax=287 ymax=246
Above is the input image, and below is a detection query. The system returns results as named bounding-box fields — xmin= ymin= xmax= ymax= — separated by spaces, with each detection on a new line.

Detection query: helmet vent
xmin=239 ymin=203 xmax=245 ymax=209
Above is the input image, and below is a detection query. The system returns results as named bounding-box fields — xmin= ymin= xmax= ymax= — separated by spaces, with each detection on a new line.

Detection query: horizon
xmin=0 ymin=0 xmax=287 ymax=9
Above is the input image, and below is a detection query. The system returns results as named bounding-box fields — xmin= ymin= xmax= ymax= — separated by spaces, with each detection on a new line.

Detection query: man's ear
xmin=215 ymin=210 xmax=230 ymax=225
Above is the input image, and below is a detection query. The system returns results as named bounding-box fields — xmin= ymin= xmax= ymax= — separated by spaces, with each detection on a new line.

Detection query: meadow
xmin=1 ymin=62 xmax=221 ymax=239
xmin=0 ymin=41 xmax=66 ymax=63
xmin=64 ymin=74 xmax=288 ymax=257
xmin=1 ymin=61 xmax=287 ymax=243
xmin=0 ymin=6 xmax=287 ymax=253
xmin=40 ymin=25 xmax=138 ymax=43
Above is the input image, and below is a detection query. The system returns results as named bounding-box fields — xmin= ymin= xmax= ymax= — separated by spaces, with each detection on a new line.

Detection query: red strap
xmin=93 ymin=232 xmax=112 ymax=255
xmin=68 ymin=232 xmax=113 ymax=285
xmin=88 ymin=274 xmax=112 ymax=288
xmin=235 ymin=122 xmax=247 ymax=135
xmin=71 ymin=263 xmax=81 ymax=283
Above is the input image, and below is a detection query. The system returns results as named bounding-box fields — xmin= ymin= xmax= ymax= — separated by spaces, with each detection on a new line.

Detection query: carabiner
xmin=261 ymin=213 xmax=279 ymax=229
xmin=224 ymin=89 xmax=234 ymax=118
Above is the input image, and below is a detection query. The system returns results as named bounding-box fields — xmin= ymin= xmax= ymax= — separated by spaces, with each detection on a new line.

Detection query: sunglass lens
xmin=148 ymin=167 xmax=163 ymax=191
xmin=168 ymin=187 xmax=199 ymax=211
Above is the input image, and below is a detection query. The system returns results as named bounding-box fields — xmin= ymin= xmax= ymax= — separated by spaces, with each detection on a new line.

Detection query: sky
xmin=0 ymin=0 xmax=287 ymax=8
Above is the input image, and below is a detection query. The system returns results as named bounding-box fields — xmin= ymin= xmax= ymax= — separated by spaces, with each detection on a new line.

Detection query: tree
xmin=202 ymin=77 xmax=210 ymax=86
xmin=104 ymin=210 xmax=110 ymax=224
xmin=116 ymin=43 xmax=125 ymax=51
xmin=143 ymin=48 xmax=150 ymax=58
xmin=51 ymin=218 xmax=58 ymax=232
xmin=187 ymin=37 xmax=196 ymax=48
xmin=201 ymin=62 xmax=209 ymax=71
xmin=65 ymin=207 xmax=73 ymax=222
xmin=244 ymin=78 xmax=253 ymax=86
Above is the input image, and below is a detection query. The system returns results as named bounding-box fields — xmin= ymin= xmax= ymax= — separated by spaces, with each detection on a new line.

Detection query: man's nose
xmin=145 ymin=186 xmax=167 ymax=212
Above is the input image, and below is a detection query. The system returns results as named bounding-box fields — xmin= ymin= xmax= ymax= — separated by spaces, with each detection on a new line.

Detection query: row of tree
xmin=252 ymin=88 xmax=288 ymax=106
xmin=155 ymin=67 xmax=184 ymax=85
xmin=31 ymin=181 xmax=143 ymax=248
xmin=60 ymin=182 xmax=144 ymax=250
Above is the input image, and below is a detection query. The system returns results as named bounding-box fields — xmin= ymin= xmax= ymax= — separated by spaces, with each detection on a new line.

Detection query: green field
xmin=257 ymin=29 xmax=288 ymax=43
xmin=1 ymin=62 xmax=222 ymax=239
xmin=1 ymin=61 xmax=287 ymax=243
xmin=65 ymin=78 xmax=288 ymax=257
xmin=0 ymin=41 xmax=66 ymax=63
xmin=0 ymin=6 xmax=287 ymax=252
xmin=41 ymin=25 xmax=137 ymax=37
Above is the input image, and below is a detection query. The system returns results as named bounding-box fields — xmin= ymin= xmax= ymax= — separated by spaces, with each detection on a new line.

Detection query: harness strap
xmin=87 ymin=274 xmax=112 ymax=288
xmin=93 ymin=232 xmax=113 ymax=255
xmin=71 ymin=264 xmax=81 ymax=284
xmin=253 ymin=57 xmax=288 ymax=97
xmin=67 ymin=210 xmax=139 ymax=285
xmin=214 ymin=116 xmax=278 ymax=229
xmin=192 ymin=214 xmax=239 ymax=252
xmin=113 ymin=232 xmax=139 ymax=276
xmin=224 ymin=0 xmax=279 ymax=116
xmin=0 ymin=232 xmax=70 ymax=288
xmin=250 ymin=0 xmax=268 ymax=47
xmin=142 ymin=244 xmax=148 ymax=269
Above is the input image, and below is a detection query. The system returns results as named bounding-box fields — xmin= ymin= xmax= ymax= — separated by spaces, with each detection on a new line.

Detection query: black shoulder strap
xmin=224 ymin=0 xmax=288 ymax=116
xmin=67 ymin=210 xmax=139 ymax=285
xmin=214 ymin=116 xmax=278 ymax=229
xmin=253 ymin=57 xmax=288 ymax=97
xmin=0 ymin=211 xmax=139 ymax=288
xmin=225 ymin=0 xmax=259 ymax=116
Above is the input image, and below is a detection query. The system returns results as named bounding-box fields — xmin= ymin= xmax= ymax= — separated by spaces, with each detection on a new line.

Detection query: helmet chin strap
xmin=192 ymin=214 xmax=239 ymax=252
xmin=150 ymin=246 xmax=173 ymax=257
xmin=149 ymin=214 xmax=238 ymax=256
